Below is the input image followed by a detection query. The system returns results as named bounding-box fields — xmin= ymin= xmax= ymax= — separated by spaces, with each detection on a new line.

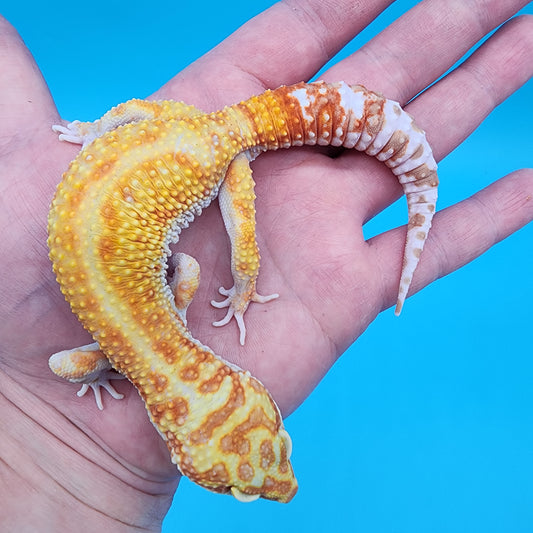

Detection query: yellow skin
xmin=47 ymin=81 xmax=438 ymax=503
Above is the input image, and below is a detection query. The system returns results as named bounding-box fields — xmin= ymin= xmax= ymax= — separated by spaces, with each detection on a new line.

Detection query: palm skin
xmin=1 ymin=1 xmax=532 ymax=530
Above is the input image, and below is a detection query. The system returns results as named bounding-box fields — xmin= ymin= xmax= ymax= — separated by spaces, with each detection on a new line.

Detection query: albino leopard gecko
xmin=47 ymin=81 xmax=438 ymax=503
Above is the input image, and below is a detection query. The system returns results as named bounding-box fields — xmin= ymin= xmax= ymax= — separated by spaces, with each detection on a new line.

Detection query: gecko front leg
xmin=212 ymin=152 xmax=278 ymax=345
xmin=52 ymin=99 xmax=204 ymax=147
xmin=48 ymin=343 xmax=124 ymax=410
xmin=169 ymin=252 xmax=201 ymax=326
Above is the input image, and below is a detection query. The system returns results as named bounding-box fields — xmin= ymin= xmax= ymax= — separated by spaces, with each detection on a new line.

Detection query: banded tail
xmin=233 ymin=81 xmax=439 ymax=313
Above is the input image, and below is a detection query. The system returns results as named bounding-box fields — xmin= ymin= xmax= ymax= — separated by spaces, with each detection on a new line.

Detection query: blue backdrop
xmin=5 ymin=1 xmax=532 ymax=531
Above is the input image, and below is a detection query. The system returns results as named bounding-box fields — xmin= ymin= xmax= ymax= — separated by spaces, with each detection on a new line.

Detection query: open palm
xmin=1 ymin=0 xmax=532 ymax=530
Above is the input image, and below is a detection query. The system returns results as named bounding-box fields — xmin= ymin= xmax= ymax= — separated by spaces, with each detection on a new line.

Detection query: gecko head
xmin=172 ymin=374 xmax=298 ymax=503
xmin=206 ymin=422 xmax=298 ymax=503
xmin=227 ymin=426 xmax=297 ymax=503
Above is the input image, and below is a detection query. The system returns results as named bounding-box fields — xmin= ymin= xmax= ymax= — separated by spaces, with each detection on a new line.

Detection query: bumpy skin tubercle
xmin=48 ymin=81 xmax=438 ymax=503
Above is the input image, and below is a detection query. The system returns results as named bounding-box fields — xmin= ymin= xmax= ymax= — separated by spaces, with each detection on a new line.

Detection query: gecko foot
xmin=211 ymin=286 xmax=278 ymax=346
xmin=52 ymin=120 xmax=101 ymax=148
xmin=52 ymin=121 xmax=84 ymax=144
xmin=76 ymin=371 xmax=125 ymax=411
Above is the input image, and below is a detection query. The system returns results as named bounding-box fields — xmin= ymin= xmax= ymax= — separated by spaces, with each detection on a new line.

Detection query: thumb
xmin=0 ymin=16 xmax=58 ymax=136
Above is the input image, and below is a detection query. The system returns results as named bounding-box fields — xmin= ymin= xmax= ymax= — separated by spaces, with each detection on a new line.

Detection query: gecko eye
xmin=280 ymin=429 xmax=293 ymax=459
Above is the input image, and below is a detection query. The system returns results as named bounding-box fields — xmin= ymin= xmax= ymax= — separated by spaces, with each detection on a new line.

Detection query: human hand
xmin=160 ymin=0 xmax=533 ymax=417
xmin=1 ymin=0 xmax=531 ymax=530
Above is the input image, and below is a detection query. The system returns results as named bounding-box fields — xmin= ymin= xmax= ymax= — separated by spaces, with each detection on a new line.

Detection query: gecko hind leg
xmin=212 ymin=153 xmax=279 ymax=346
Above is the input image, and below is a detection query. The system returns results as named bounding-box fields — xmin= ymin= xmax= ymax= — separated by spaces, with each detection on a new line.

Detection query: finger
xmin=342 ymin=14 xmax=533 ymax=224
xmin=370 ymin=168 xmax=533 ymax=312
xmin=410 ymin=14 xmax=533 ymax=162
xmin=154 ymin=0 xmax=395 ymax=104
xmin=323 ymin=0 xmax=531 ymax=103
xmin=0 ymin=16 xmax=57 ymax=133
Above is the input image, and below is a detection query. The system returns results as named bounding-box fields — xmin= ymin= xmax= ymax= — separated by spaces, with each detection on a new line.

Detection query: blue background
xmin=4 ymin=1 xmax=532 ymax=531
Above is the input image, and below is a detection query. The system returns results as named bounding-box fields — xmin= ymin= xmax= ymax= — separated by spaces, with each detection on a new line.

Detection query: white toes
xmin=52 ymin=121 xmax=84 ymax=145
xmin=212 ymin=307 xmax=235 ymax=328
xmin=252 ymin=292 xmax=279 ymax=304
xmin=211 ymin=297 xmax=231 ymax=309
xmin=211 ymin=285 xmax=276 ymax=345
xmin=235 ymin=313 xmax=246 ymax=346
xmin=76 ymin=372 xmax=125 ymax=410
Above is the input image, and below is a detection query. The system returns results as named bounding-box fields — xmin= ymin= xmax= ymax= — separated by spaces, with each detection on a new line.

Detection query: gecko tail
xmin=394 ymin=183 xmax=438 ymax=315
xmin=234 ymin=80 xmax=440 ymax=312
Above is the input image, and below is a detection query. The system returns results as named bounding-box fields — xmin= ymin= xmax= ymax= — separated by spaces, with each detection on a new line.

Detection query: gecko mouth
xmin=230 ymin=487 xmax=261 ymax=502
